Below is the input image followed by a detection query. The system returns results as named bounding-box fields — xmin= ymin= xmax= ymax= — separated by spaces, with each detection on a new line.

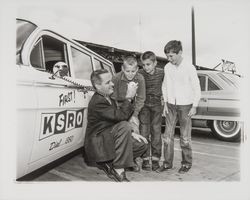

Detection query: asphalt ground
xmin=31 ymin=127 xmax=241 ymax=182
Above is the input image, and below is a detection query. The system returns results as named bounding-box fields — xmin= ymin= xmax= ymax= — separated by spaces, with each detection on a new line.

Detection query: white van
xmin=16 ymin=19 xmax=115 ymax=179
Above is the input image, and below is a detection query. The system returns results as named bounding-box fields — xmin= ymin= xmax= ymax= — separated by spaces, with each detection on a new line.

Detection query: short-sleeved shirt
xmin=139 ymin=67 xmax=164 ymax=106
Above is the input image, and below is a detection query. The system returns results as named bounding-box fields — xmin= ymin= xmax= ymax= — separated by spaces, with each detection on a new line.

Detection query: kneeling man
xmin=84 ymin=69 xmax=148 ymax=182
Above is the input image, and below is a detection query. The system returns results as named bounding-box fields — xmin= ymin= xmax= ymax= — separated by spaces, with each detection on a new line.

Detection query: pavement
xmin=32 ymin=128 xmax=241 ymax=182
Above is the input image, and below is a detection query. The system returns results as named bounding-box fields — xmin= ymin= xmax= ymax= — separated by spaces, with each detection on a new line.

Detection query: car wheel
xmin=210 ymin=120 xmax=241 ymax=142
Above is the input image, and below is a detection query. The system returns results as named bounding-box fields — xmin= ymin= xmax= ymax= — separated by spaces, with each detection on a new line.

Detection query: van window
xmin=30 ymin=35 xmax=70 ymax=75
xmin=71 ymin=47 xmax=93 ymax=80
xmin=94 ymin=58 xmax=102 ymax=70
xmin=43 ymin=36 xmax=69 ymax=74
xmin=30 ymin=38 xmax=45 ymax=70
xmin=102 ymin=63 xmax=113 ymax=74
xmin=17 ymin=20 xmax=37 ymax=54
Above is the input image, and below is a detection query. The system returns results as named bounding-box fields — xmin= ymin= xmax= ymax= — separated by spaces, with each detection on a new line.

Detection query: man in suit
xmin=84 ymin=69 xmax=148 ymax=182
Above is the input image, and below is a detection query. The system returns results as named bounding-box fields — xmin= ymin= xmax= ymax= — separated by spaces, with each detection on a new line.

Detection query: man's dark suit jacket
xmin=84 ymin=92 xmax=134 ymax=164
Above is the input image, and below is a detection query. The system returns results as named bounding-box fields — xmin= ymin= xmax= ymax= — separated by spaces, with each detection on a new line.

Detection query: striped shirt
xmin=139 ymin=67 xmax=164 ymax=106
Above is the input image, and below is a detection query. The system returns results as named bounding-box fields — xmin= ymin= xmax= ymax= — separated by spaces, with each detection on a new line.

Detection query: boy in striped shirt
xmin=139 ymin=51 xmax=164 ymax=171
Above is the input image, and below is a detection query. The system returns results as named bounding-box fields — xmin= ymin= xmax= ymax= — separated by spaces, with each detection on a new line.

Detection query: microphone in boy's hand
xmin=126 ymin=81 xmax=138 ymax=99
xmin=128 ymin=81 xmax=138 ymax=88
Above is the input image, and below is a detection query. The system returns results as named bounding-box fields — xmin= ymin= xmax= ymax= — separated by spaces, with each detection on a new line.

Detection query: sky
xmin=15 ymin=0 xmax=250 ymax=75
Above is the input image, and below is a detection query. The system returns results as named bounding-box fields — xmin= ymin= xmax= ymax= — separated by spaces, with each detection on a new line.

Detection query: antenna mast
xmin=191 ymin=6 xmax=197 ymax=68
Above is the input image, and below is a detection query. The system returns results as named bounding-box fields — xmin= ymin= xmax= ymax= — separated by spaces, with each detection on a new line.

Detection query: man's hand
xmin=129 ymin=116 xmax=139 ymax=127
xmin=162 ymin=138 xmax=168 ymax=144
xmin=129 ymin=116 xmax=140 ymax=134
xmin=132 ymin=132 xmax=148 ymax=144
xmin=126 ymin=82 xmax=138 ymax=99
xmin=188 ymin=106 xmax=197 ymax=117
xmin=163 ymin=102 xmax=169 ymax=116
xmin=162 ymin=134 xmax=170 ymax=145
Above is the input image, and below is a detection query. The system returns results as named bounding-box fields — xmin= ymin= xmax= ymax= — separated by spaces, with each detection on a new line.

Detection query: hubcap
xmin=220 ymin=121 xmax=236 ymax=132
xmin=214 ymin=120 xmax=240 ymax=137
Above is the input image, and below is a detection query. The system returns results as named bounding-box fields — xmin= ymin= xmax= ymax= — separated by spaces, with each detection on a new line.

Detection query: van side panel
xmin=29 ymin=71 xmax=89 ymax=174
xmin=17 ymin=66 xmax=38 ymax=178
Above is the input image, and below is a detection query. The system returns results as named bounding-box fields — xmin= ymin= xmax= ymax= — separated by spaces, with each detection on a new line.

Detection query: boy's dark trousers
xmin=139 ymin=104 xmax=163 ymax=161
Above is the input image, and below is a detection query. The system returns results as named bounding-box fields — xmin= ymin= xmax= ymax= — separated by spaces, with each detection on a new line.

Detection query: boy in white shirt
xmin=160 ymin=40 xmax=201 ymax=174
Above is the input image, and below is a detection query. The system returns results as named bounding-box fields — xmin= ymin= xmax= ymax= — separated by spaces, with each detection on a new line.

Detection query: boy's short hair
xmin=122 ymin=55 xmax=138 ymax=67
xmin=140 ymin=51 xmax=157 ymax=62
xmin=164 ymin=40 xmax=182 ymax=54
xmin=90 ymin=69 xmax=109 ymax=89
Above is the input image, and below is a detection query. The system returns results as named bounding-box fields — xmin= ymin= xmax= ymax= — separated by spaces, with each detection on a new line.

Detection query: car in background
xmin=192 ymin=70 xmax=242 ymax=142
xmin=162 ymin=69 xmax=242 ymax=142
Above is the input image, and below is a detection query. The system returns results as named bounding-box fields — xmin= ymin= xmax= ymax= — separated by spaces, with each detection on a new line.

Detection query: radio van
xmin=16 ymin=19 xmax=115 ymax=179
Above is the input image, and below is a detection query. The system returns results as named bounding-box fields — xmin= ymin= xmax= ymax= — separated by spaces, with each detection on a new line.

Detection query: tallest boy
xmin=161 ymin=40 xmax=201 ymax=174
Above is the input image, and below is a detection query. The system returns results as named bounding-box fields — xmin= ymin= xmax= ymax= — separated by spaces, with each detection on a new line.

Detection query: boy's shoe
xmin=178 ymin=165 xmax=191 ymax=174
xmin=152 ymin=160 xmax=160 ymax=171
xmin=125 ymin=162 xmax=140 ymax=172
xmin=141 ymin=160 xmax=151 ymax=171
xmin=156 ymin=163 xmax=173 ymax=173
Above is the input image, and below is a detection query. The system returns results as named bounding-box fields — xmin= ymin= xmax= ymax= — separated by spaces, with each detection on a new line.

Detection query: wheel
xmin=210 ymin=120 xmax=241 ymax=142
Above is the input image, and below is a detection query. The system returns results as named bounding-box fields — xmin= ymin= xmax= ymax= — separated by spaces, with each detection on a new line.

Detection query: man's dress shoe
xmin=97 ymin=162 xmax=130 ymax=182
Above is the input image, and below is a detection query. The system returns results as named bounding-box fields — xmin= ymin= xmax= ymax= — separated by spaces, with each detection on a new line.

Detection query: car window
xmin=208 ymin=78 xmax=220 ymax=91
xmin=30 ymin=38 xmax=45 ymax=70
xmin=198 ymin=75 xmax=206 ymax=91
xmin=93 ymin=58 xmax=113 ymax=75
xmin=102 ymin=63 xmax=113 ymax=74
xmin=30 ymin=35 xmax=70 ymax=75
xmin=16 ymin=19 xmax=37 ymax=64
xmin=71 ymin=47 xmax=93 ymax=80
xmin=93 ymin=58 xmax=102 ymax=70
xmin=217 ymin=73 xmax=239 ymax=88
xmin=43 ymin=36 xmax=69 ymax=74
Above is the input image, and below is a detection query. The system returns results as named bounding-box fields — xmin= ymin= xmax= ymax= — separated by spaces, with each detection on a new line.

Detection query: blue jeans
xmin=163 ymin=103 xmax=192 ymax=167
xmin=139 ymin=104 xmax=163 ymax=160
